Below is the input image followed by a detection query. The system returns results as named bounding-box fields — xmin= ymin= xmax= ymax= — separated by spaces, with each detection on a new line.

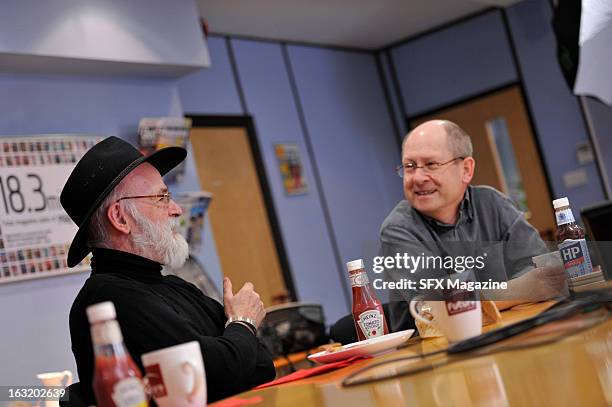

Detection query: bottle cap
xmin=346 ymin=259 xmax=364 ymax=272
xmin=86 ymin=302 xmax=116 ymax=324
xmin=553 ymin=197 xmax=570 ymax=209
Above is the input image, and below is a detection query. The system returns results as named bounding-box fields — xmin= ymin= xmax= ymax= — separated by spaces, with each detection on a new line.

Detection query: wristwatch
xmin=225 ymin=316 xmax=258 ymax=335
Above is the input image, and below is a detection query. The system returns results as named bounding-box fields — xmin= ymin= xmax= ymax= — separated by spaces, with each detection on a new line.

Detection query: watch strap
xmin=225 ymin=316 xmax=257 ymax=335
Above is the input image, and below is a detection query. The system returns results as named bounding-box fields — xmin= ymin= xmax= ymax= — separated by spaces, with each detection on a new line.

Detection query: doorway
xmin=187 ymin=115 xmax=294 ymax=306
xmin=409 ymin=85 xmax=556 ymax=238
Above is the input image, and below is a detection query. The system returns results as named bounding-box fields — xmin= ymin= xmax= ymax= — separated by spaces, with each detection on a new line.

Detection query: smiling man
xmin=380 ymin=120 xmax=567 ymax=332
xmin=60 ymin=137 xmax=274 ymax=405
xmin=399 ymin=121 xmax=473 ymax=225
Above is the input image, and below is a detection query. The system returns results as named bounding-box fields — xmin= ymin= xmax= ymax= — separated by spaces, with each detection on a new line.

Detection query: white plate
xmin=308 ymin=329 xmax=414 ymax=364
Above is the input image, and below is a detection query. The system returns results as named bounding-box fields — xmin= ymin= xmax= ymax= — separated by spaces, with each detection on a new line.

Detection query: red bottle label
xmin=111 ymin=377 xmax=147 ymax=407
xmin=93 ymin=355 xmax=148 ymax=407
xmin=357 ymin=309 xmax=384 ymax=339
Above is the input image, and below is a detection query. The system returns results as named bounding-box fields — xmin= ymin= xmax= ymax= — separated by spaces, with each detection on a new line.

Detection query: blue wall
xmin=391 ymin=10 xmax=517 ymax=116
xmin=286 ymin=45 xmax=403 ymax=301
xmin=0 ymin=73 xmax=177 ymax=140
xmin=177 ymin=36 xmax=243 ymax=115
xmin=378 ymin=52 xmax=407 ymax=143
xmin=230 ymin=39 xmax=349 ymax=321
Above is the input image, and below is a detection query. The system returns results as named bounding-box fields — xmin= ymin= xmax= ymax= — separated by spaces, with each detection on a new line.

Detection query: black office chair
xmin=329 ymin=303 xmax=394 ymax=344
xmin=258 ymin=302 xmax=328 ymax=358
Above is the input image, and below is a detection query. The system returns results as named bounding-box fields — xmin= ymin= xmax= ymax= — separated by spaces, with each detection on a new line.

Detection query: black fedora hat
xmin=60 ymin=136 xmax=186 ymax=267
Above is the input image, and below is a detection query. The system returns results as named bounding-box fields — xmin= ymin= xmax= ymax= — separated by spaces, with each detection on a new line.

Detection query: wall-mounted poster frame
xmin=0 ymin=134 xmax=102 ymax=284
xmin=274 ymin=143 xmax=309 ymax=196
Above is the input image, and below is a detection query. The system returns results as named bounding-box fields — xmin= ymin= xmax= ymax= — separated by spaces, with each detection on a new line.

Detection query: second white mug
xmin=409 ymin=296 xmax=482 ymax=342
xmin=142 ymin=341 xmax=206 ymax=407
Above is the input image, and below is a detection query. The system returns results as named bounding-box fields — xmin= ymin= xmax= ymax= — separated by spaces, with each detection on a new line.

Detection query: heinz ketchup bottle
xmin=87 ymin=302 xmax=148 ymax=407
xmin=347 ymin=259 xmax=389 ymax=341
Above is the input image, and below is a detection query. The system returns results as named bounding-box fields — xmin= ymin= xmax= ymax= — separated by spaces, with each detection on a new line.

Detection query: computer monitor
xmin=581 ymin=201 xmax=612 ymax=280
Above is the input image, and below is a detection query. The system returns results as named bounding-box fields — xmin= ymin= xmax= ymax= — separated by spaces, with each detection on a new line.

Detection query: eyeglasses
xmin=116 ymin=192 xmax=172 ymax=205
xmin=395 ymin=157 xmax=465 ymax=178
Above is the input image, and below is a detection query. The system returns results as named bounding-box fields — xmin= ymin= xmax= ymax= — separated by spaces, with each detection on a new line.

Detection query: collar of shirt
xmin=416 ymin=187 xmax=474 ymax=231
xmin=91 ymin=247 xmax=163 ymax=283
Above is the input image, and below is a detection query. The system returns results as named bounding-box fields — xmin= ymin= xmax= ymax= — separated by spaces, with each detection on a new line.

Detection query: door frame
xmin=404 ymin=81 xmax=555 ymax=209
xmin=186 ymin=114 xmax=297 ymax=301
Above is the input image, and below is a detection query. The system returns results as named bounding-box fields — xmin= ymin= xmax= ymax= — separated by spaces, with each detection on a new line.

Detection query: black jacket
xmin=69 ymin=248 xmax=275 ymax=404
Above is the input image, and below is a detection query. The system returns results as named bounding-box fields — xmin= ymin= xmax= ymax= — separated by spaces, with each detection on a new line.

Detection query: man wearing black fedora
xmin=61 ymin=136 xmax=275 ymax=405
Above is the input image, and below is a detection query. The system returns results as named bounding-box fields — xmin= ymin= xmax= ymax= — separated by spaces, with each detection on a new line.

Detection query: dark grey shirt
xmin=379 ymin=185 xmax=548 ymax=331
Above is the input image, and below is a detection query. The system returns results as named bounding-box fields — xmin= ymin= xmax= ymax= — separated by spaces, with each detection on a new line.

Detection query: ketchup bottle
xmin=347 ymin=259 xmax=389 ymax=341
xmin=553 ymin=197 xmax=593 ymax=278
xmin=87 ymin=302 xmax=148 ymax=407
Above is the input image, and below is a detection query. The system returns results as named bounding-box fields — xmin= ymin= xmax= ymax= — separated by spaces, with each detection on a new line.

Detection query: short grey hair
xmin=440 ymin=120 xmax=473 ymax=157
xmin=402 ymin=120 xmax=473 ymax=157
xmin=86 ymin=182 xmax=128 ymax=249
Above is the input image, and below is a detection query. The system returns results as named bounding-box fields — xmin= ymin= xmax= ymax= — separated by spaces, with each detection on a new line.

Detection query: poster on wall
xmin=0 ymin=135 xmax=101 ymax=284
xmin=274 ymin=143 xmax=308 ymax=196
xmin=138 ymin=117 xmax=191 ymax=183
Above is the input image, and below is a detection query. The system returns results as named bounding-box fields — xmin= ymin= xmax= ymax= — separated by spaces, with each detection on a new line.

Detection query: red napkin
xmin=213 ymin=395 xmax=263 ymax=407
xmin=254 ymin=355 xmax=371 ymax=389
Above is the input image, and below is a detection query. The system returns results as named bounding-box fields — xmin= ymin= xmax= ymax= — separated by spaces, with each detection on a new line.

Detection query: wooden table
xmin=213 ymin=301 xmax=612 ymax=406
xmin=272 ymin=350 xmax=315 ymax=377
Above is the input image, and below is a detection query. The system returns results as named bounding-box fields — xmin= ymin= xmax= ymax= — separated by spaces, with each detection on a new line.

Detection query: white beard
xmin=130 ymin=210 xmax=189 ymax=269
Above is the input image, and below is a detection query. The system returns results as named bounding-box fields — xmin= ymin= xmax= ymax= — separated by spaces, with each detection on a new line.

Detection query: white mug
xmin=409 ymin=296 xmax=482 ymax=342
xmin=142 ymin=341 xmax=206 ymax=407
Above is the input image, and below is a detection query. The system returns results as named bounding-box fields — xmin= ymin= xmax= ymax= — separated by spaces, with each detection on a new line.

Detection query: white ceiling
xmin=197 ymin=0 xmax=521 ymax=49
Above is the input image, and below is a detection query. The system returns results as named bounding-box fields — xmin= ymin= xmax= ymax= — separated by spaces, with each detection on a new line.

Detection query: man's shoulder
xmin=380 ymin=200 xmax=425 ymax=243
xmin=470 ymin=185 xmax=520 ymax=213
xmin=381 ymin=200 xmax=416 ymax=230
xmin=75 ymin=273 xmax=123 ymax=298
xmin=162 ymin=274 xmax=202 ymax=292
xmin=162 ymin=274 xmax=202 ymax=294
xmin=163 ymin=274 xmax=223 ymax=307
xmin=77 ymin=272 xmax=145 ymax=294
xmin=469 ymin=185 xmax=528 ymax=239
xmin=470 ymin=185 xmax=514 ymax=204
xmin=70 ymin=274 xmax=122 ymax=328
xmin=71 ymin=273 xmax=150 ymax=313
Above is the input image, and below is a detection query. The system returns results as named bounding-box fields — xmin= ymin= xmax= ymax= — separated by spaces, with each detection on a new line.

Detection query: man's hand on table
xmin=494 ymin=266 xmax=568 ymax=310
xmin=223 ymin=277 xmax=266 ymax=329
